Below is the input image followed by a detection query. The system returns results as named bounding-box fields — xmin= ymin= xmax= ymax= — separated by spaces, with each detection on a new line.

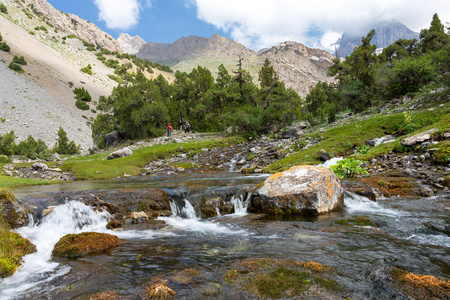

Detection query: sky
xmin=47 ymin=0 xmax=450 ymax=51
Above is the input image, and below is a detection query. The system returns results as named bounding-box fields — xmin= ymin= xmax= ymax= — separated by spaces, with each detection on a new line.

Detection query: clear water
xmin=1 ymin=173 xmax=449 ymax=299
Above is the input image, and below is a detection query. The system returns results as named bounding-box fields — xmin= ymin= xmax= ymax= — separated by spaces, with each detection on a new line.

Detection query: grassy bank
xmin=0 ymin=190 xmax=36 ymax=278
xmin=60 ymin=135 xmax=245 ymax=180
xmin=265 ymin=103 xmax=450 ymax=173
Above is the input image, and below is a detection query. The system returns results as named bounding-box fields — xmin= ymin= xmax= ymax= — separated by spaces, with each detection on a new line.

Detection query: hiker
xmin=167 ymin=122 xmax=173 ymax=139
xmin=184 ymin=120 xmax=190 ymax=134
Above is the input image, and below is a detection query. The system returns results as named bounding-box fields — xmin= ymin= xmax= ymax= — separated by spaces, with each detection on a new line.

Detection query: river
xmin=0 ymin=172 xmax=448 ymax=299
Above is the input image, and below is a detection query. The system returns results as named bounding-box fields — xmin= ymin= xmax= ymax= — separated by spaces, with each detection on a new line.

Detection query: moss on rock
xmin=224 ymin=258 xmax=344 ymax=298
xmin=52 ymin=232 xmax=120 ymax=258
xmin=390 ymin=267 xmax=450 ymax=299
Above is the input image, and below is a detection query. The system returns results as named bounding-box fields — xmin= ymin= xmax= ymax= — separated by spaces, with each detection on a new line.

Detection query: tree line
xmin=92 ymin=57 xmax=302 ymax=147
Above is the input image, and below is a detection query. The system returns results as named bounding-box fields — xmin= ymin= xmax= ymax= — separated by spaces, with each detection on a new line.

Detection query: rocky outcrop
xmin=19 ymin=0 xmax=122 ymax=53
xmin=117 ymin=33 xmax=146 ymax=54
xmin=401 ymin=128 xmax=437 ymax=146
xmin=107 ymin=147 xmax=133 ymax=160
xmin=52 ymin=232 xmax=121 ymax=258
xmin=250 ymin=165 xmax=344 ymax=215
xmin=259 ymin=41 xmax=335 ymax=97
xmin=336 ymin=20 xmax=419 ymax=58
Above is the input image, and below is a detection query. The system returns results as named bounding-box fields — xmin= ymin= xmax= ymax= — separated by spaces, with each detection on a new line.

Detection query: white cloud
xmin=191 ymin=0 xmax=450 ymax=50
xmin=94 ymin=0 xmax=143 ymax=30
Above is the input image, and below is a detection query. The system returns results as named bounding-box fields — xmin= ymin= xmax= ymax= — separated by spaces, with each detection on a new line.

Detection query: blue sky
xmin=47 ymin=0 xmax=450 ymax=51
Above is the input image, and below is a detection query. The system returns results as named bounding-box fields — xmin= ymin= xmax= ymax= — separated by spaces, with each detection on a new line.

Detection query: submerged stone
xmin=251 ymin=165 xmax=344 ymax=215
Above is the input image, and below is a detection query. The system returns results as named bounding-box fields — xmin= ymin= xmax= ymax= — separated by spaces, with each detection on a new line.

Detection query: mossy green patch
xmin=52 ymin=232 xmax=121 ymax=258
xmin=61 ymin=136 xmax=244 ymax=180
xmin=224 ymin=258 xmax=344 ymax=298
xmin=335 ymin=216 xmax=376 ymax=227
xmin=0 ymin=194 xmax=36 ymax=278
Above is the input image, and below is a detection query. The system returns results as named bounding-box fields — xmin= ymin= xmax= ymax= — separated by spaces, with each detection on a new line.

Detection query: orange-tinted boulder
xmin=251 ymin=165 xmax=344 ymax=215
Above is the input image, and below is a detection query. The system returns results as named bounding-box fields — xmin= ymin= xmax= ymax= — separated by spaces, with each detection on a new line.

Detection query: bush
xmin=80 ymin=64 xmax=92 ymax=75
xmin=34 ymin=25 xmax=48 ymax=32
xmin=330 ymin=158 xmax=369 ymax=178
xmin=0 ymin=131 xmax=15 ymax=156
xmin=13 ymin=56 xmax=27 ymax=65
xmin=73 ymin=87 xmax=91 ymax=102
xmin=53 ymin=127 xmax=80 ymax=155
xmin=76 ymin=99 xmax=90 ymax=110
xmin=15 ymin=135 xmax=51 ymax=160
xmin=0 ymin=3 xmax=7 ymax=14
xmin=8 ymin=62 xmax=24 ymax=73
xmin=0 ymin=42 xmax=10 ymax=52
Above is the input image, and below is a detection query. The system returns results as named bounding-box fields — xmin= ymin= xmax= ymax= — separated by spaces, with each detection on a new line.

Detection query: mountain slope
xmin=137 ymin=34 xmax=334 ymax=97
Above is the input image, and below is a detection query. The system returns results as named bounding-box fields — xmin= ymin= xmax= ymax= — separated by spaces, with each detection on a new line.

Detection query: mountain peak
xmin=118 ymin=33 xmax=146 ymax=54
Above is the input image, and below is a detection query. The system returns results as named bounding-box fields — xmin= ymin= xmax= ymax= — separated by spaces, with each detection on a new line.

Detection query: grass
xmin=265 ymin=105 xmax=450 ymax=173
xmin=0 ymin=191 xmax=36 ymax=278
xmin=0 ymin=165 xmax=59 ymax=189
xmin=61 ymin=136 xmax=245 ymax=180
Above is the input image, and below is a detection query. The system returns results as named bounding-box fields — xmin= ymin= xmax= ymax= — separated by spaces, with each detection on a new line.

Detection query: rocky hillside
xmin=117 ymin=33 xmax=146 ymax=55
xmin=19 ymin=0 xmax=122 ymax=53
xmin=336 ymin=21 xmax=419 ymax=58
xmin=0 ymin=0 xmax=171 ymax=153
xmin=137 ymin=34 xmax=334 ymax=97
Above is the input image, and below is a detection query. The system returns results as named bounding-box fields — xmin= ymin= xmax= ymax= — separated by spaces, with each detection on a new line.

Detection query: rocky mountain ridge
xmin=17 ymin=0 xmax=122 ymax=53
xmin=117 ymin=33 xmax=146 ymax=55
xmin=336 ymin=20 xmax=419 ymax=58
xmin=137 ymin=34 xmax=334 ymax=97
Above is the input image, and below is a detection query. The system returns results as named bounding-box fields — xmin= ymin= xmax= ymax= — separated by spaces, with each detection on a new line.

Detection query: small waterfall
xmin=170 ymin=199 xmax=199 ymax=219
xmin=319 ymin=157 xmax=343 ymax=169
xmin=229 ymin=153 xmax=242 ymax=172
xmin=159 ymin=199 xmax=248 ymax=236
xmin=0 ymin=201 xmax=111 ymax=300
xmin=344 ymin=191 xmax=405 ymax=216
xmin=230 ymin=193 xmax=251 ymax=216
xmin=374 ymin=135 xmax=396 ymax=146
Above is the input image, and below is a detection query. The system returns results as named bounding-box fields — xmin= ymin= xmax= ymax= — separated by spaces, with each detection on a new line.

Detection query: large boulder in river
xmin=250 ymin=165 xmax=344 ymax=215
xmin=107 ymin=147 xmax=132 ymax=160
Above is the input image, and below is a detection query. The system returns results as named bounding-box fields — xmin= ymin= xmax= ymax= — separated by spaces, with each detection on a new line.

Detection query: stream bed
xmin=0 ymin=172 xmax=449 ymax=299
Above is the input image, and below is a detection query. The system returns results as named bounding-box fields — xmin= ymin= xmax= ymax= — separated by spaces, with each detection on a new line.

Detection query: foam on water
xmin=344 ymin=192 xmax=406 ymax=216
xmin=159 ymin=199 xmax=249 ymax=236
xmin=0 ymin=201 xmax=111 ymax=300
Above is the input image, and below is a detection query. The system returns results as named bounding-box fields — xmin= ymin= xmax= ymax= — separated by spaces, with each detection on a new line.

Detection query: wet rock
xmin=317 ymin=149 xmax=332 ymax=162
xmin=340 ymin=179 xmax=377 ymax=201
xmin=107 ymin=147 xmax=132 ymax=160
xmin=104 ymin=130 xmax=120 ymax=147
xmin=401 ymin=128 xmax=437 ymax=146
xmin=366 ymin=139 xmax=376 ymax=147
xmin=251 ymin=165 xmax=344 ymax=215
xmin=52 ymin=232 xmax=121 ymax=258
xmin=0 ymin=190 xmax=30 ymax=228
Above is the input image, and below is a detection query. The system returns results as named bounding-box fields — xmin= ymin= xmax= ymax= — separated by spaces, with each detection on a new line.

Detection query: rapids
xmin=1 ymin=173 xmax=448 ymax=299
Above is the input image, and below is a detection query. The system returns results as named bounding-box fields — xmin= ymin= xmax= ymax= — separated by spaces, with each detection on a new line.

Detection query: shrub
xmin=0 ymin=42 xmax=10 ymax=52
xmin=13 ymin=56 xmax=27 ymax=65
xmin=15 ymin=135 xmax=51 ymax=160
xmin=0 ymin=131 xmax=15 ymax=156
xmin=355 ymin=144 xmax=370 ymax=154
xmin=0 ymin=3 xmax=7 ymax=14
xmin=8 ymin=62 xmax=24 ymax=73
xmin=0 ymin=33 xmax=2 ymax=41
xmin=73 ymin=87 xmax=91 ymax=102
xmin=75 ymin=99 xmax=90 ymax=110
xmin=53 ymin=127 xmax=80 ymax=155
xmin=34 ymin=25 xmax=48 ymax=32
xmin=330 ymin=158 xmax=369 ymax=178
xmin=80 ymin=64 xmax=92 ymax=75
